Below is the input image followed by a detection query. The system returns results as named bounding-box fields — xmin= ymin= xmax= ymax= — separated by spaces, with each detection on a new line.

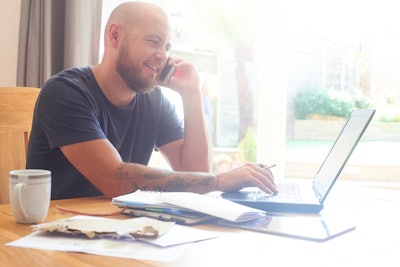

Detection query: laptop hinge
xmin=312 ymin=182 xmax=323 ymax=202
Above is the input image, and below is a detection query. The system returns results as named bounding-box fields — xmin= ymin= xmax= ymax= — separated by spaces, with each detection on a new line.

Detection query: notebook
xmin=113 ymin=190 xmax=266 ymax=224
xmin=121 ymin=206 xmax=214 ymax=225
xmin=222 ymin=109 xmax=376 ymax=213
xmin=113 ymin=190 xmax=213 ymax=224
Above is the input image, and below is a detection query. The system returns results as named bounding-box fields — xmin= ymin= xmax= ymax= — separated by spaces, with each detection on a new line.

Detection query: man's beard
xmin=116 ymin=44 xmax=157 ymax=94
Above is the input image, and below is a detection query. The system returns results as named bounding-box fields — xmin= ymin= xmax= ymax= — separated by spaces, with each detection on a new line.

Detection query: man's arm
xmin=159 ymin=58 xmax=211 ymax=172
xmin=61 ymin=138 xmax=278 ymax=199
xmin=60 ymin=138 xmax=216 ymax=198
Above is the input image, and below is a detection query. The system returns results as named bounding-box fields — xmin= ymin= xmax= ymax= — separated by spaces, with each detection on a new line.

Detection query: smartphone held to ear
xmin=159 ymin=64 xmax=176 ymax=85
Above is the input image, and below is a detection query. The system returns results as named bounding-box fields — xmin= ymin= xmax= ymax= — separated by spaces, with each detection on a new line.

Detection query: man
xmin=27 ymin=1 xmax=278 ymax=200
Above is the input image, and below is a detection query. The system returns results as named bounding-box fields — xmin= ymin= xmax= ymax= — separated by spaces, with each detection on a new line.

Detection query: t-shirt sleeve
xmin=37 ymin=80 xmax=106 ymax=149
xmin=155 ymin=92 xmax=184 ymax=148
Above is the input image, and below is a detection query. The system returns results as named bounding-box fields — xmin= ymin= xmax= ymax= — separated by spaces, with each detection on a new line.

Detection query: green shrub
xmin=294 ymin=86 xmax=372 ymax=119
xmin=238 ymin=128 xmax=257 ymax=162
xmin=328 ymin=90 xmax=354 ymax=117
xmin=294 ymin=86 xmax=331 ymax=119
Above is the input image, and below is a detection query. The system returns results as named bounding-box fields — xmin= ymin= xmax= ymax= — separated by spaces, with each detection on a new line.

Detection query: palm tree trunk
xmin=235 ymin=47 xmax=254 ymax=141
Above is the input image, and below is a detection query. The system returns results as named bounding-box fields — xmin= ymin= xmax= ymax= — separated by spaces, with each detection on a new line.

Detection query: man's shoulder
xmin=42 ymin=67 xmax=95 ymax=94
xmin=45 ymin=66 xmax=91 ymax=85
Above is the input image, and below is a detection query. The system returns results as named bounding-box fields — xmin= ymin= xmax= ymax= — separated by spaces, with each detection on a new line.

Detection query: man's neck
xmin=91 ymin=64 xmax=136 ymax=107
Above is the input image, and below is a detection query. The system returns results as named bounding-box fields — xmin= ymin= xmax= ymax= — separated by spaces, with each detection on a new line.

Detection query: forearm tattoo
xmin=116 ymin=163 xmax=216 ymax=193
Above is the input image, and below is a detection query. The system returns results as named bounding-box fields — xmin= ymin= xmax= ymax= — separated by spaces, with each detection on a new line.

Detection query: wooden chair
xmin=0 ymin=87 xmax=40 ymax=204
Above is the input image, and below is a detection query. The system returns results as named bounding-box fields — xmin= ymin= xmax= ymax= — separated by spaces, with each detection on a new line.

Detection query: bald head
xmin=105 ymin=2 xmax=169 ymax=36
xmin=98 ymin=1 xmax=172 ymax=94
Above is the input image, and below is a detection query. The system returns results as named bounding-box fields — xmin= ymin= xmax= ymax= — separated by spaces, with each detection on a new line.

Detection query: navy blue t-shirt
xmin=26 ymin=67 xmax=184 ymax=199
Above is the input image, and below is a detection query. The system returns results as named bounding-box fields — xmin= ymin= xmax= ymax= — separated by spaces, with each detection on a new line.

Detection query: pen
xmin=259 ymin=163 xmax=277 ymax=170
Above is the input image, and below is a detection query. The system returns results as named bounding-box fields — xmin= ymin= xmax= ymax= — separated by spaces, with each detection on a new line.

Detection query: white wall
xmin=0 ymin=0 xmax=21 ymax=86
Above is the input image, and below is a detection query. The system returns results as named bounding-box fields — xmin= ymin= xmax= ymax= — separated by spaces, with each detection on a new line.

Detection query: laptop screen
xmin=313 ymin=109 xmax=375 ymax=202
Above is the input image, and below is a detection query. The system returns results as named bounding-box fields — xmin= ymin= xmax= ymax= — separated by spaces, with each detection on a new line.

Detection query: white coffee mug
xmin=9 ymin=169 xmax=51 ymax=224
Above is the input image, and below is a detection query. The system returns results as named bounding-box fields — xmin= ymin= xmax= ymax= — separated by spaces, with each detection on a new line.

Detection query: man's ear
xmin=108 ymin=23 xmax=121 ymax=49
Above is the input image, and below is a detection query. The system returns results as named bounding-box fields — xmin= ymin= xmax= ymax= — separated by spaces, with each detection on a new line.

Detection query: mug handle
xmin=12 ymin=183 xmax=29 ymax=220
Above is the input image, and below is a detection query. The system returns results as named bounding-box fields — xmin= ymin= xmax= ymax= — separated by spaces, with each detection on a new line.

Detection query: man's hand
xmin=160 ymin=57 xmax=200 ymax=98
xmin=217 ymin=163 xmax=279 ymax=194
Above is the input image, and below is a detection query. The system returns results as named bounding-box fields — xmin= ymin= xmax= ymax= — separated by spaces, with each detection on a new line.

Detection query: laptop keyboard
xmin=276 ymin=183 xmax=303 ymax=201
xmin=254 ymin=183 xmax=303 ymax=202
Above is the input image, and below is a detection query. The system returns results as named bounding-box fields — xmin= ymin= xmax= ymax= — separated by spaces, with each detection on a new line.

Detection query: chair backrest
xmin=0 ymin=87 xmax=40 ymax=204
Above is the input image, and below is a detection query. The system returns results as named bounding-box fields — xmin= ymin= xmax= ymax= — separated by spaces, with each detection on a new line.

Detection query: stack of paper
xmin=8 ymin=215 xmax=220 ymax=262
xmin=112 ymin=190 xmax=266 ymax=222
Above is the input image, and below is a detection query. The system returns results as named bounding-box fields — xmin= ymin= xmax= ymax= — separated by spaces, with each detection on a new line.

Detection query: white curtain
xmin=17 ymin=0 xmax=102 ymax=87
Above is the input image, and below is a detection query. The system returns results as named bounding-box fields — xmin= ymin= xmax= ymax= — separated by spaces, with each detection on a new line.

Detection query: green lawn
xmin=285 ymin=139 xmax=335 ymax=150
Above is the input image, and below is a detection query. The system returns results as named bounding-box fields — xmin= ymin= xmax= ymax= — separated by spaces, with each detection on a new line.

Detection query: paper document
xmin=7 ymin=215 xmax=219 ymax=262
xmin=112 ymin=190 xmax=188 ymax=210
xmin=112 ymin=190 xmax=266 ymax=222
xmin=158 ymin=192 xmax=266 ymax=222
xmin=32 ymin=216 xmax=174 ymax=239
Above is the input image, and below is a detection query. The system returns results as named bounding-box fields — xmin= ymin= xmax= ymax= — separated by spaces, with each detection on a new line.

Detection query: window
xmin=101 ymin=0 xmax=400 ymax=184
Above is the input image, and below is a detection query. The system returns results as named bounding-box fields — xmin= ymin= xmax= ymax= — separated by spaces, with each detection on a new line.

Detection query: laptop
xmin=222 ymin=109 xmax=376 ymax=213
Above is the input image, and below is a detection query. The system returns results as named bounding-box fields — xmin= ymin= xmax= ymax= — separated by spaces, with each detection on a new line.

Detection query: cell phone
xmin=158 ymin=63 xmax=176 ymax=85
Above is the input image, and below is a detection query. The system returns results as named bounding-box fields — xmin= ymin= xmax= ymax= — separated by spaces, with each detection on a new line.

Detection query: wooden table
xmin=1 ymin=182 xmax=399 ymax=267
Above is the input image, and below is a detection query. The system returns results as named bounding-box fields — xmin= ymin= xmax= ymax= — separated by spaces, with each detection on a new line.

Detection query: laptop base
xmin=221 ymin=191 xmax=323 ymax=213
